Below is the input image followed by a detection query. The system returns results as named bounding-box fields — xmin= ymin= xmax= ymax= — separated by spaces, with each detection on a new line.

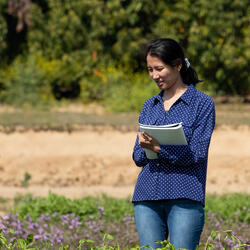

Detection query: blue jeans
xmin=133 ymin=199 xmax=204 ymax=250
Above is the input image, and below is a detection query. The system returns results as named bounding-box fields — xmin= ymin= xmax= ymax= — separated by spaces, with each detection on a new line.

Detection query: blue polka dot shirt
xmin=132 ymin=84 xmax=216 ymax=206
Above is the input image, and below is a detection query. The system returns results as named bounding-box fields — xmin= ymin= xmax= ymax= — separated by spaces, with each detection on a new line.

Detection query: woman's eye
xmin=156 ymin=68 xmax=163 ymax=71
xmin=147 ymin=67 xmax=163 ymax=72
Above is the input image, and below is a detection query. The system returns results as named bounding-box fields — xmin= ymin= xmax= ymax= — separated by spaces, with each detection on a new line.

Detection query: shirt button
xmin=156 ymin=163 xmax=160 ymax=166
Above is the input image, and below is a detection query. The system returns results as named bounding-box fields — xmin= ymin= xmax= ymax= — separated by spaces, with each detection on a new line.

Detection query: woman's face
xmin=146 ymin=54 xmax=181 ymax=91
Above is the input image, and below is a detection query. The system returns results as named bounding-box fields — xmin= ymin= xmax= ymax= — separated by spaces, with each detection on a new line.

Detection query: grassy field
xmin=0 ymin=193 xmax=249 ymax=249
xmin=0 ymin=103 xmax=250 ymax=132
xmin=0 ymin=103 xmax=249 ymax=249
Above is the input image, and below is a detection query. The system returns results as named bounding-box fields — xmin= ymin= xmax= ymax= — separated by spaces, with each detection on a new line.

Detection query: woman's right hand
xmin=137 ymin=132 xmax=160 ymax=153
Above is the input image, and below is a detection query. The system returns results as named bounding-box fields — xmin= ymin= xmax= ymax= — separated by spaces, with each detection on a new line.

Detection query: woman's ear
xmin=175 ymin=64 xmax=182 ymax=72
xmin=176 ymin=58 xmax=182 ymax=71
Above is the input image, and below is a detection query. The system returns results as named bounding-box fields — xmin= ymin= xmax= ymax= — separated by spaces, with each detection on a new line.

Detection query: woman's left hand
xmin=137 ymin=132 xmax=161 ymax=153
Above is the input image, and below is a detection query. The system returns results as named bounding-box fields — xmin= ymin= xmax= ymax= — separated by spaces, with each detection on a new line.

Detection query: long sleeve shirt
xmin=132 ymin=84 xmax=215 ymax=206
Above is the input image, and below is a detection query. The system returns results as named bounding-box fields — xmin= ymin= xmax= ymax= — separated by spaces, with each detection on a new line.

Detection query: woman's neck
xmin=163 ymin=81 xmax=188 ymax=101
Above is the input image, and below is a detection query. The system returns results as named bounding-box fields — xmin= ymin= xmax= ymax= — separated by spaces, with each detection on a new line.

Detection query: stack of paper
xmin=139 ymin=122 xmax=187 ymax=159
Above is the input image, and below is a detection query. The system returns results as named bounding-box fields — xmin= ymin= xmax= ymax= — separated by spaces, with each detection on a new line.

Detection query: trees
xmin=0 ymin=0 xmax=249 ymax=107
xmin=0 ymin=0 xmax=8 ymax=63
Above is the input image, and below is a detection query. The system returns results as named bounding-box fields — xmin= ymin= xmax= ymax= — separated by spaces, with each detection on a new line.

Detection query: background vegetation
xmin=0 ymin=0 xmax=249 ymax=111
xmin=0 ymin=193 xmax=249 ymax=249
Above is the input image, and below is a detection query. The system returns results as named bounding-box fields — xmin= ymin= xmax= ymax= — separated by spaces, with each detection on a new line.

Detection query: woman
xmin=132 ymin=38 xmax=215 ymax=250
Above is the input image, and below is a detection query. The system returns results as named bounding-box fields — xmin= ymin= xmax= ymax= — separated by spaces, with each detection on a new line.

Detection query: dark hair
xmin=146 ymin=38 xmax=202 ymax=85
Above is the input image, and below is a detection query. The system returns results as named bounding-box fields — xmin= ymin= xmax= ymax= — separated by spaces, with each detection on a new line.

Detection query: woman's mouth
xmin=157 ymin=81 xmax=164 ymax=87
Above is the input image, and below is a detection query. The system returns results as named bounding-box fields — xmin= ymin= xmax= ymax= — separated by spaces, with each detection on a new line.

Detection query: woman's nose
xmin=152 ymin=72 xmax=159 ymax=80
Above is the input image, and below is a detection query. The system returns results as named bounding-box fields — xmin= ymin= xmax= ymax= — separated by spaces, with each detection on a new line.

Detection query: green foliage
xmin=103 ymin=68 xmax=158 ymax=113
xmin=80 ymin=66 xmax=158 ymax=112
xmin=0 ymin=229 xmax=37 ymax=250
xmin=27 ymin=0 xmax=89 ymax=59
xmin=151 ymin=0 xmax=250 ymax=96
xmin=0 ymin=0 xmax=249 ymax=108
xmin=1 ymin=229 xmax=249 ymax=249
xmin=197 ymin=230 xmax=250 ymax=250
xmin=205 ymin=193 xmax=250 ymax=223
xmin=1 ymin=193 xmax=249 ymax=249
xmin=0 ymin=0 xmax=7 ymax=64
xmin=188 ymin=0 xmax=250 ymax=96
xmin=0 ymin=54 xmax=54 ymax=107
xmin=12 ymin=192 xmax=249 ymax=226
xmin=20 ymin=172 xmax=32 ymax=188
xmin=13 ymin=192 xmax=133 ymax=222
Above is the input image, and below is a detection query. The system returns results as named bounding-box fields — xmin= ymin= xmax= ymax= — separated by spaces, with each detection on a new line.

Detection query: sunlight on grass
xmin=0 ymin=103 xmax=249 ymax=132
xmin=0 ymin=193 xmax=249 ymax=249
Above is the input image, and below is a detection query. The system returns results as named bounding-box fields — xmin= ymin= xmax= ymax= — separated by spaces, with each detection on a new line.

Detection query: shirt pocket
xmin=182 ymin=124 xmax=193 ymax=144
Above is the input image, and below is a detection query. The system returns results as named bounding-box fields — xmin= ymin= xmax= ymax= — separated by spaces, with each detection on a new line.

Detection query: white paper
xmin=139 ymin=122 xmax=187 ymax=159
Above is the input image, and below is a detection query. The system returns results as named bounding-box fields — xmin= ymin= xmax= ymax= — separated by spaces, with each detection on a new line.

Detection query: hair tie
xmin=185 ymin=58 xmax=190 ymax=68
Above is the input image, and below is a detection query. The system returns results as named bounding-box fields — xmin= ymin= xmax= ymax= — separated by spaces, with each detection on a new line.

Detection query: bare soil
xmin=0 ymin=126 xmax=249 ymax=202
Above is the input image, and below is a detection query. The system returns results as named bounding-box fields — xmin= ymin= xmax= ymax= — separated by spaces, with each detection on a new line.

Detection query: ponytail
xmin=180 ymin=61 xmax=202 ymax=86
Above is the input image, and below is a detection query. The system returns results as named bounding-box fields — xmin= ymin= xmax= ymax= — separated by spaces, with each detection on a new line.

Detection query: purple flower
xmin=34 ymin=234 xmax=42 ymax=240
xmin=97 ymin=206 xmax=106 ymax=216
xmin=3 ymin=214 xmax=11 ymax=220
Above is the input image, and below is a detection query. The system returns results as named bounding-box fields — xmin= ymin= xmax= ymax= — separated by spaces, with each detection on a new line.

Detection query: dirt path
xmin=0 ymin=126 xmax=249 ymax=200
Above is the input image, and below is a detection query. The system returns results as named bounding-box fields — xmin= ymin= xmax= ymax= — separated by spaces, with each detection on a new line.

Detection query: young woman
xmin=132 ymin=38 xmax=215 ymax=250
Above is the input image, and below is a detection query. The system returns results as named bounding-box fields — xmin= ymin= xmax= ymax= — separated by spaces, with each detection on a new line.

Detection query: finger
xmin=137 ymin=132 xmax=145 ymax=142
xmin=137 ymin=132 xmax=142 ymax=139
xmin=139 ymin=142 xmax=151 ymax=149
xmin=142 ymin=132 xmax=149 ymax=140
xmin=138 ymin=133 xmax=146 ymax=145
xmin=143 ymin=132 xmax=152 ymax=142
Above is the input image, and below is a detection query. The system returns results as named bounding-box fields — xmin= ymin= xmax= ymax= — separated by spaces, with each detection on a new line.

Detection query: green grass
xmin=0 ymin=193 xmax=249 ymax=249
xmin=11 ymin=192 xmax=133 ymax=221
xmin=215 ymin=103 xmax=250 ymax=126
xmin=0 ymin=103 xmax=250 ymax=132
xmin=1 ymin=193 xmax=248 ymax=223
xmin=0 ymin=111 xmax=138 ymax=132
xmin=0 ymin=197 xmax=11 ymax=215
xmin=205 ymin=193 xmax=250 ymax=223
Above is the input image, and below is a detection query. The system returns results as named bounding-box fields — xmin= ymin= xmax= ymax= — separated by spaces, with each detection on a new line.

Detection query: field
xmin=0 ymin=103 xmax=249 ymax=201
xmin=0 ymin=103 xmax=250 ymax=249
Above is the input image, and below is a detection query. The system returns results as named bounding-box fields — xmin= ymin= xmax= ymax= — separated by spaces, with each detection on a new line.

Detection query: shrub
xmin=79 ymin=65 xmax=159 ymax=112
xmin=0 ymin=54 xmax=52 ymax=107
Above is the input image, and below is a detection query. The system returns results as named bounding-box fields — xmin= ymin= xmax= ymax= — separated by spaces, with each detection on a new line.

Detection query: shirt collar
xmin=179 ymin=84 xmax=195 ymax=105
xmin=154 ymin=84 xmax=195 ymax=106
